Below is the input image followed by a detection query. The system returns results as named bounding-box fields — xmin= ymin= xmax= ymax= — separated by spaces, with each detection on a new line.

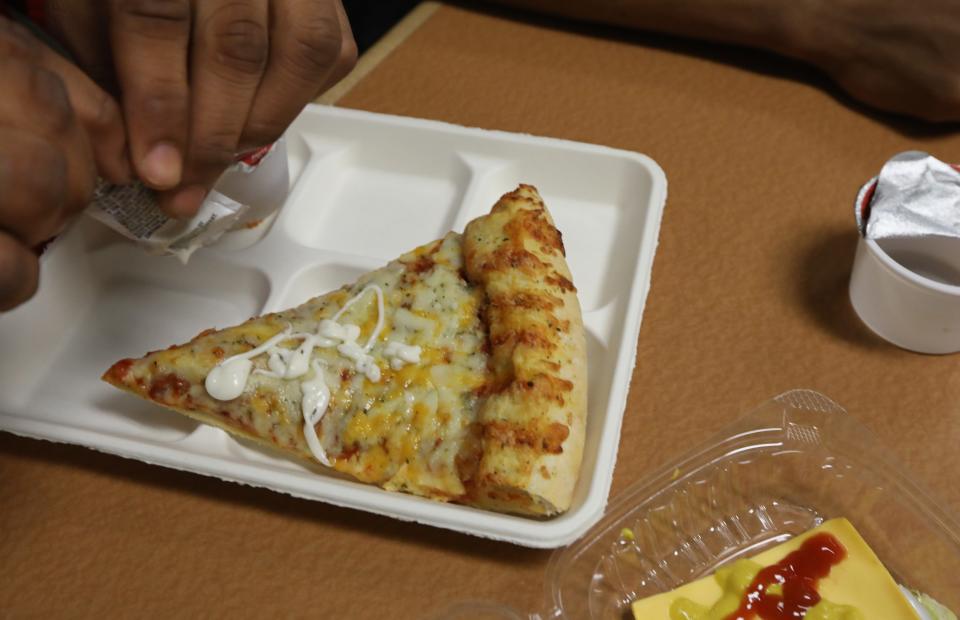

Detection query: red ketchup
xmin=725 ymin=533 xmax=847 ymax=620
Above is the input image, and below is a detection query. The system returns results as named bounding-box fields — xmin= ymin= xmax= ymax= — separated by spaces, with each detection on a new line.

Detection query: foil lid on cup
xmin=856 ymin=151 xmax=960 ymax=240
xmin=849 ymin=151 xmax=960 ymax=355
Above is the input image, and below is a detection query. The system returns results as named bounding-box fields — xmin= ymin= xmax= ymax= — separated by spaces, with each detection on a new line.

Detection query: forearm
xmin=483 ymin=0 xmax=960 ymax=123
xmin=485 ymin=0 xmax=817 ymax=61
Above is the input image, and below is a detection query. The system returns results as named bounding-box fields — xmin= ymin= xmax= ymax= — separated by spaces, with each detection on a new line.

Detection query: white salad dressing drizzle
xmin=203 ymin=284 xmax=418 ymax=466
xmin=332 ymin=285 xmax=385 ymax=350
xmin=282 ymin=334 xmax=319 ymax=378
xmin=324 ymin=285 xmax=386 ymax=381
xmin=336 ymin=340 xmax=381 ymax=382
xmin=317 ymin=319 xmax=358 ymax=346
xmin=384 ymin=341 xmax=422 ymax=370
xmin=300 ymin=360 xmax=332 ymax=466
xmin=205 ymin=327 xmax=293 ymax=400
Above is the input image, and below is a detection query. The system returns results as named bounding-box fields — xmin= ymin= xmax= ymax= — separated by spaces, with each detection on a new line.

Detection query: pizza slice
xmin=103 ymin=185 xmax=587 ymax=516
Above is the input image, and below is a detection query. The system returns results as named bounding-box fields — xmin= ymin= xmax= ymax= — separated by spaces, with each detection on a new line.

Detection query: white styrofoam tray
xmin=0 ymin=105 xmax=667 ymax=548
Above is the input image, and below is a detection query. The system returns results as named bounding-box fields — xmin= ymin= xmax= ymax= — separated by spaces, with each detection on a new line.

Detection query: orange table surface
xmin=2 ymin=4 xmax=959 ymax=617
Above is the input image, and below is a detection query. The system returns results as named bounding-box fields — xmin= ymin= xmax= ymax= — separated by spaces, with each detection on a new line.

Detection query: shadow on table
xmin=793 ymin=228 xmax=889 ymax=350
xmin=455 ymin=1 xmax=960 ymax=139
xmin=0 ymin=433 xmax=548 ymax=565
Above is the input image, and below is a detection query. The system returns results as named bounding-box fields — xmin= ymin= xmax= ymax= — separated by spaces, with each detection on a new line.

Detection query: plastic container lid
xmin=431 ymin=389 xmax=960 ymax=618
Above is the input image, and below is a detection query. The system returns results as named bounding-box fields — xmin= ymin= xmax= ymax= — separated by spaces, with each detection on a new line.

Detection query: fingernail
xmin=140 ymin=142 xmax=182 ymax=188
xmin=166 ymin=185 xmax=208 ymax=219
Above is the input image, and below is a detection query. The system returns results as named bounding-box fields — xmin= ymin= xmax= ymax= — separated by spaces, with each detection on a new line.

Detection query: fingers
xmin=240 ymin=0 xmax=357 ymax=150
xmin=0 ymin=19 xmax=100 ymax=312
xmin=36 ymin=46 xmax=131 ymax=184
xmin=0 ymin=230 xmax=40 ymax=312
xmin=0 ymin=13 xmax=41 ymax=61
xmin=0 ymin=58 xmax=96 ymax=221
xmin=324 ymin=2 xmax=358 ymax=92
xmin=42 ymin=0 xmax=115 ymax=89
xmin=0 ymin=128 xmax=70 ymax=246
xmin=111 ymin=0 xmax=356 ymax=219
xmin=110 ymin=0 xmax=191 ymax=190
xmin=161 ymin=0 xmax=269 ymax=218
xmin=0 ymin=16 xmax=128 ymax=183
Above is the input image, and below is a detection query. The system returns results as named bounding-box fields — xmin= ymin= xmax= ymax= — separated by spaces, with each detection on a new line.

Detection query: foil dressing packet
xmin=86 ymin=140 xmax=288 ymax=263
xmin=857 ymin=151 xmax=960 ymax=241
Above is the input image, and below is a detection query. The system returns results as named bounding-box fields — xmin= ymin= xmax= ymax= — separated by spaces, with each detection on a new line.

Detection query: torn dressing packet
xmin=857 ymin=151 xmax=960 ymax=240
xmin=87 ymin=185 xmax=245 ymax=263
xmin=86 ymin=139 xmax=289 ymax=263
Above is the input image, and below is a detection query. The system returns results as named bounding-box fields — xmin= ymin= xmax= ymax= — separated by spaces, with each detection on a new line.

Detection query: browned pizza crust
xmin=462 ymin=185 xmax=588 ymax=515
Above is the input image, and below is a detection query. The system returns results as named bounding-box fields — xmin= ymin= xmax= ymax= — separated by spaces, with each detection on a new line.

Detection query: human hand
xmin=0 ymin=17 xmax=128 ymax=311
xmin=46 ymin=0 xmax=357 ymax=218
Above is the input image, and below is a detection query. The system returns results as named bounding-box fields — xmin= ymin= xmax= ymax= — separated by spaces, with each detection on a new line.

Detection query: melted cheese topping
xmin=194 ymin=233 xmax=489 ymax=499
xmin=206 ymin=285 xmax=397 ymax=464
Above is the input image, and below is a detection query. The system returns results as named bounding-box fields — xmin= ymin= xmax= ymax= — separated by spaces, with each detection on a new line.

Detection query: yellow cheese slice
xmin=630 ymin=518 xmax=920 ymax=619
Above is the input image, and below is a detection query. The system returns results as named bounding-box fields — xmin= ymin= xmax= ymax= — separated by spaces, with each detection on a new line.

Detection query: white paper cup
xmin=849 ymin=233 xmax=960 ymax=354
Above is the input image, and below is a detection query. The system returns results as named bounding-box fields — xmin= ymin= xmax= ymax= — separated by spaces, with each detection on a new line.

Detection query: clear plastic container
xmin=433 ymin=389 xmax=960 ymax=619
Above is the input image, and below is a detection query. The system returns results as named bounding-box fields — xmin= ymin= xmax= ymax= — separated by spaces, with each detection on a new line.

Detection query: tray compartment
xmin=0 ymin=106 xmax=668 ymax=548
xmin=11 ymin=246 xmax=269 ymax=443
xmin=269 ymin=260 xmax=378 ymax=311
xmin=281 ymin=137 xmax=471 ymax=260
